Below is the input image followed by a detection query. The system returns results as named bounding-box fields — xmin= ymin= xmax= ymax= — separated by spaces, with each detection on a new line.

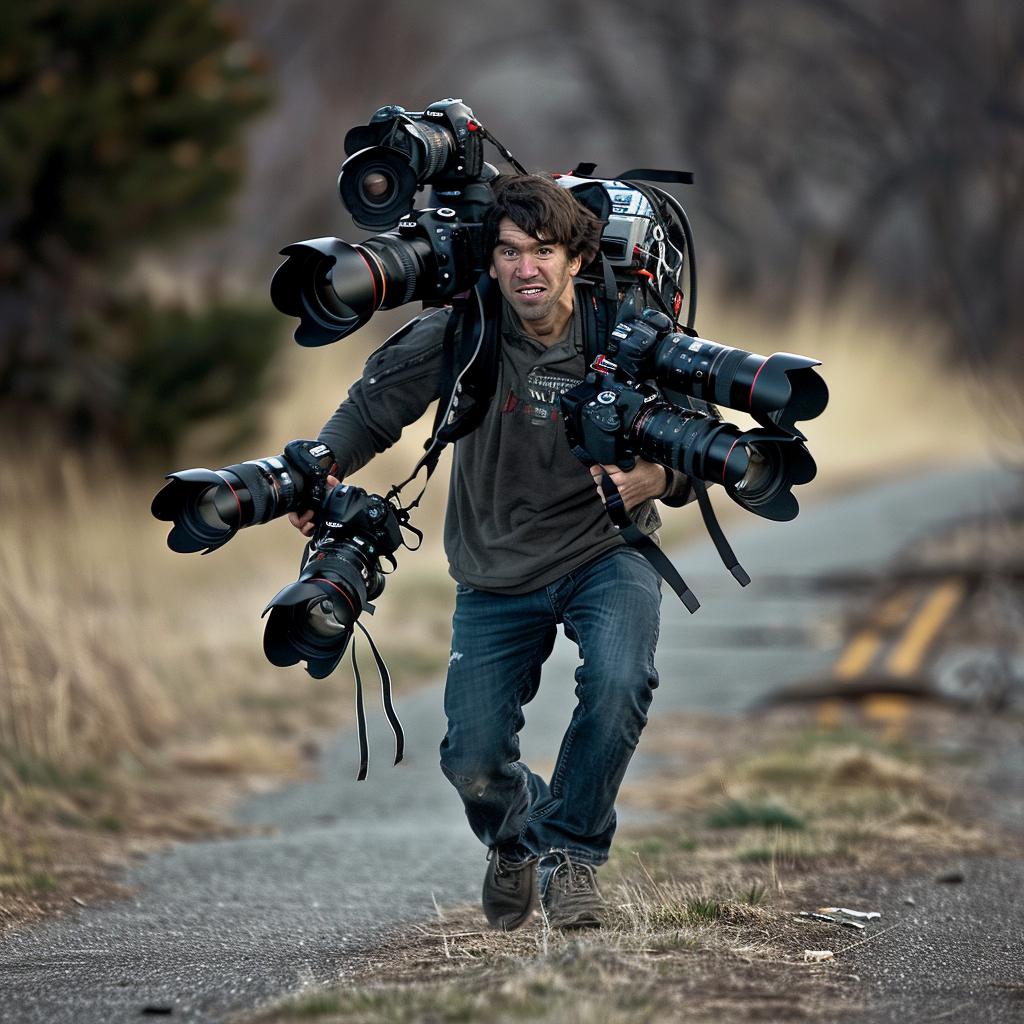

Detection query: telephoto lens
xmin=561 ymin=362 xmax=816 ymax=522
xmin=262 ymin=485 xmax=404 ymax=678
xmin=151 ymin=440 xmax=335 ymax=554
xmin=610 ymin=309 xmax=829 ymax=437
xmin=632 ymin=403 xmax=816 ymax=521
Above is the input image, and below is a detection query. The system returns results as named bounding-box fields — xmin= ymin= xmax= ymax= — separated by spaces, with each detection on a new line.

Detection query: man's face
xmin=488 ymin=217 xmax=582 ymax=325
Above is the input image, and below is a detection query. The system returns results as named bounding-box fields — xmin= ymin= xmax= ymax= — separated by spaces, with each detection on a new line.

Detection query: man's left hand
xmin=590 ymin=459 xmax=667 ymax=511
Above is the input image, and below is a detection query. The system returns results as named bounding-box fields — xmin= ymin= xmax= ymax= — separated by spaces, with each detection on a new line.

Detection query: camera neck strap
xmin=598 ymin=473 xmax=700 ymax=614
xmin=690 ymin=478 xmax=751 ymax=587
xmin=387 ymin=278 xmax=502 ymax=513
xmin=349 ymin=620 xmax=405 ymax=781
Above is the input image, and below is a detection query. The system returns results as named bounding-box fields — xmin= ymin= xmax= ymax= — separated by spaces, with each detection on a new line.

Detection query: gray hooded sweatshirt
xmin=318 ymin=295 xmax=691 ymax=595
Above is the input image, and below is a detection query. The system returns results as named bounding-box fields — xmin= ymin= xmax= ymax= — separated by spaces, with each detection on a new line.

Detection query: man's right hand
xmin=288 ymin=475 xmax=341 ymax=537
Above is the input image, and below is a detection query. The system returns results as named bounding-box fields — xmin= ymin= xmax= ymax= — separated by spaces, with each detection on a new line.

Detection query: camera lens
xmin=339 ymin=147 xmax=419 ymax=229
xmin=306 ymin=597 xmax=350 ymax=638
xmin=734 ymin=444 xmax=771 ymax=495
xmin=196 ymin=483 xmax=240 ymax=531
xmin=362 ymin=172 xmax=390 ymax=198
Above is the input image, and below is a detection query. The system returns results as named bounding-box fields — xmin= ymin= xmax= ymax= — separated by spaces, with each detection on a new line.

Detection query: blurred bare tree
xmin=126 ymin=0 xmax=1021 ymax=401
xmin=547 ymin=0 xmax=1024 ymax=374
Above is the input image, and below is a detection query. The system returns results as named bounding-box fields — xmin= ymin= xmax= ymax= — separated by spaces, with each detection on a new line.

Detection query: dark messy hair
xmin=485 ymin=174 xmax=604 ymax=267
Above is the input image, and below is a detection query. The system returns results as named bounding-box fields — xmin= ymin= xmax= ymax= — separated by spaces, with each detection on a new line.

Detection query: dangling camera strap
xmin=691 ymin=478 xmax=751 ymax=587
xmin=598 ymin=473 xmax=701 ymax=613
xmin=349 ymin=620 xmax=405 ymax=781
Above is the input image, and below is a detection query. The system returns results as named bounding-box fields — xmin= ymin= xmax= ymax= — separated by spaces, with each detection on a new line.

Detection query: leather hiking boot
xmin=482 ymin=849 xmax=539 ymax=931
xmin=540 ymin=853 xmax=605 ymax=929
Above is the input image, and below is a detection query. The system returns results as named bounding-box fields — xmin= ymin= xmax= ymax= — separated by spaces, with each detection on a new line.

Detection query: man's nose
xmin=516 ymin=254 xmax=539 ymax=277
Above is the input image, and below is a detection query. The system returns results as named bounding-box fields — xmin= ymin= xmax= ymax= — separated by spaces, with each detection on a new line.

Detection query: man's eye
xmin=502 ymin=249 xmax=518 ymax=258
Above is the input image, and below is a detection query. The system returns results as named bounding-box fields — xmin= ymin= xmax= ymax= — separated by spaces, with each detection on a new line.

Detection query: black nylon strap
xmin=600 ymin=474 xmax=700 ymax=613
xmin=617 ymin=168 xmax=694 ymax=185
xmin=597 ymin=255 xmax=619 ymax=354
xmin=430 ymin=300 xmax=467 ymax=440
xmin=691 ymin=478 xmax=751 ymax=586
xmin=357 ymin=620 xmax=405 ymax=767
xmin=348 ymin=622 xmax=406 ymax=781
xmin=350 ymin=639 xmax=369 ymax=781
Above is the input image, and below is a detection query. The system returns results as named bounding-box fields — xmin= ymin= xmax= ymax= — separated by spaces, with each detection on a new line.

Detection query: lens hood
xmin=338 ymin=146 xmax=418 ymax=229
xmin=262 ymin=577 xmax=360 ymax=679
xmin=271 ymin=238 xmax=382 ymax=347
xmin=151 ymin=469 xmax=240 ymax=554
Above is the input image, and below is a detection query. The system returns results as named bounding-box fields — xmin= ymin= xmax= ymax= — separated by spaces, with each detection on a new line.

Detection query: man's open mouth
xmin=516 ymin=287 xmax=545 ymax=296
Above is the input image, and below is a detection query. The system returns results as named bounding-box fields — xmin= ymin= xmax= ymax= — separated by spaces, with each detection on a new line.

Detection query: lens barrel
xmin=271 ymin=205 xmax=488 ymax=347
xmin=561 ymin=369 xmax=816 ymax=523
xmin=151 ymin=440 xmax=334 ymax=554
xmin=631 ymin=402 xmax=815 ymax=521
xmin=261 ymin=484 xmax=399 ymax=678
xmin=611 ymin=312 xmax=829 ymax=437
xmin=271 ymin=236 xmax=429 ymax=348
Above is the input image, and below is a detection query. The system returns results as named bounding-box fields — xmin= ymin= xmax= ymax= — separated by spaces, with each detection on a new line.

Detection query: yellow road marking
xmin=831 ymin=588 xmax=919 ymax=681
xmin=833 ymin=629 xmax=882 ymax=679
xmin=875 ymin=589 xmax=919 ymax=629
xmin=884 ymin=577 xmax=966 ymax=678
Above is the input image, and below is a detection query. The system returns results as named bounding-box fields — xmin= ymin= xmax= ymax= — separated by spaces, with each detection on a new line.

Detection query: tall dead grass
xmin=0 ymin=446 xmax=176 ymax=772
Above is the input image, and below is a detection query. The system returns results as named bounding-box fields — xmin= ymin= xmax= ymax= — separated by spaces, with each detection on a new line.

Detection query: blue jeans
xmin=439 ymin=546 xmax=661 ymax=866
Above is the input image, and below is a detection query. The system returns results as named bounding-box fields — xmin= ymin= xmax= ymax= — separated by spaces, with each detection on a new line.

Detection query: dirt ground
xmin=244 ymin=701 xmax=1024 ymax=1024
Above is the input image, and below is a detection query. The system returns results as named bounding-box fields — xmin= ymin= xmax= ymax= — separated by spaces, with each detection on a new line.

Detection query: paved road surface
xmin=0 ymin=465 xmax=1018 ymax=1023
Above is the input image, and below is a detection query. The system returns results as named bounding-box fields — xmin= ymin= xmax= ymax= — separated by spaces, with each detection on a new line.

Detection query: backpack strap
xmin=387 ymin=276 xmax=502 ymax=510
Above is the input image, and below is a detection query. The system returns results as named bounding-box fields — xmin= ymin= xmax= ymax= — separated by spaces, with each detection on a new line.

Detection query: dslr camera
xmin=151 ymin=440 xmax=403 ymax=678
xmin=270 ymin=98 xmax=501 ymax=347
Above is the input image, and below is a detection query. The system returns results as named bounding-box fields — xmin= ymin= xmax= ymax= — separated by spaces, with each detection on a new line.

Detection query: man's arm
xmin=289 ymin=310 xmax=450 ymax=536
xmin=318 ymin=309 xmax=450 ymax=479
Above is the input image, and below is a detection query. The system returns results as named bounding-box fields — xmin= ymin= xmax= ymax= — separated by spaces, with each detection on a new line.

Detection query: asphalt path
xmin=0 ymin=465 xmax=1019 ymax=1023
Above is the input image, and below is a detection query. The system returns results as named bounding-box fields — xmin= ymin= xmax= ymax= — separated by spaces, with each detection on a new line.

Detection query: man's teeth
xmin=519 ymin=287 xmax=543 ymax=294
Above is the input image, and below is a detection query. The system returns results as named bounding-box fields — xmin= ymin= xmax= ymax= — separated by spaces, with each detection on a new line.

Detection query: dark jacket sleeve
xmin=317 ymin=308 xmax=450 ymax=478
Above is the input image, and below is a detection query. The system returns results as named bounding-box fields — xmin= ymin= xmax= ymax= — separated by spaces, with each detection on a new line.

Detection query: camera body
xmin=153 ymin=442 xmax=406 ymax=678
xmin=271 ymin=99 xmax=499 ymax=348
xmin=339 ymin=99 xmax=488 ymax=229
xmin=263 ymin=484 xmax=404 ymax=678
xmin=608 ymin=310 xmax=828 ymax=437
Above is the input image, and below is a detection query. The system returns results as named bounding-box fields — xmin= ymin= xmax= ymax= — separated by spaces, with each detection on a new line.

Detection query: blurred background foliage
xmin=1 ymin=0 xmax=1022 ymax=458
xmin=0 ymin=0 xmax=275 ymax=458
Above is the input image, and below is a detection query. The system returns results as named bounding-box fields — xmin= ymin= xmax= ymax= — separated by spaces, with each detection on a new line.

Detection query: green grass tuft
xmin=738 ymin=881 xmax=770 ymax=905
xmin=707 ymin=799 xmax=804 ymax=830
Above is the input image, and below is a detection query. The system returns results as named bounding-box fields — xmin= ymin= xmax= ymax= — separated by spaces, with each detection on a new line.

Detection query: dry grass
xmin=0 ymin=313 xmax=454 ymax=921
xmin=0 ymin=448 xmax=176 ymax=770
xmin=0 ymin=288 xmax=1011 ymax=931
xmin=245 ymin=704 xmax=1016 ymax=1024
xmin=616 ymin=708 xmax=1010 ymax=879
xmin=252 ymin=884 xmax=852 ymax=1024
